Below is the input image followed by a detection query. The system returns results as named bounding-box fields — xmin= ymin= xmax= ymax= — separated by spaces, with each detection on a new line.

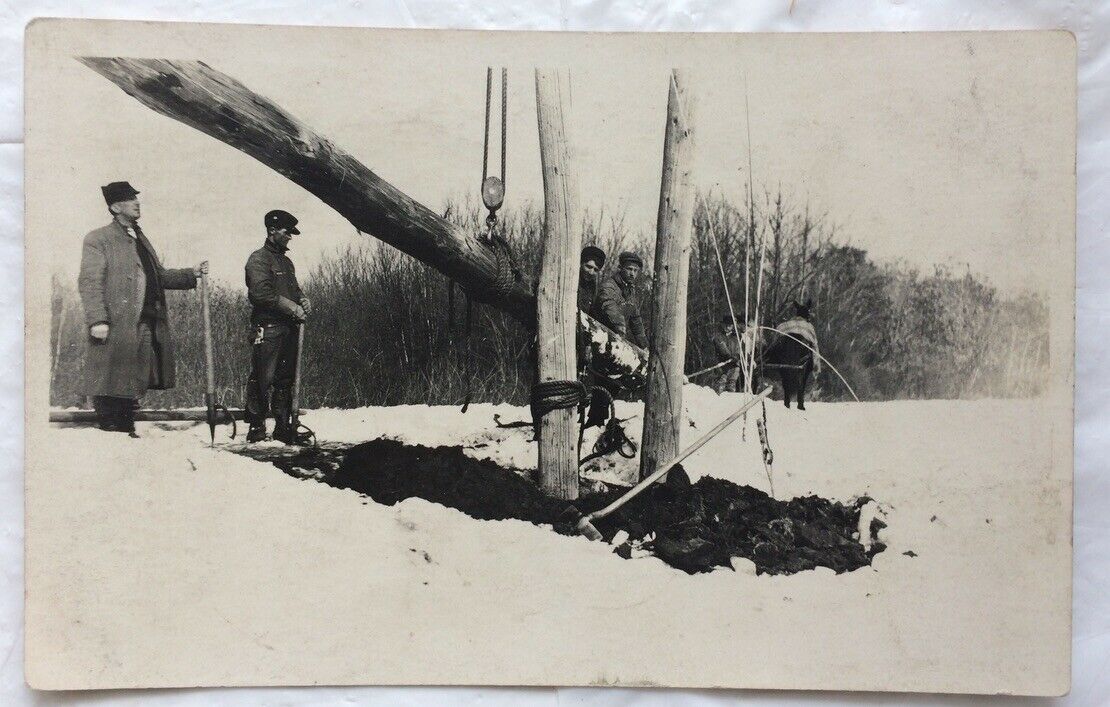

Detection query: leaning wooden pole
xmin=534 ymin=69 xmax=581 ymax=500
xmin=50 ymin=409 xmax=244 ymax=423
xmin=639 ymin=70 xmax=697 ymax=481
xmin=78 ymin=57 xmax=646 ymax=372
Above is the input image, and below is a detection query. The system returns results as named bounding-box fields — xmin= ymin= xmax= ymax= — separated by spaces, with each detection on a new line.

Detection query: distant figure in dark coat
xmin=765 ymin=300 xmax=822 ymax=410
xmin=592 ymin=251 xmax=647 ymax=349
xmin=244 ymin=209 xmax=312 ymax=444
xmin=78 ymin=181 xmax=204 ymax=435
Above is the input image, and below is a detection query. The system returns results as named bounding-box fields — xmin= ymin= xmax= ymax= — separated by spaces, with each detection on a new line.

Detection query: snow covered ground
xmin=26 ymin=385 xmax=1070 ymax=694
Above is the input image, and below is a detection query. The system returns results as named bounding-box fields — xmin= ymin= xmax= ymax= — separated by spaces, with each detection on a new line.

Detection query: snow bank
xmin=33 ymin=392 xmax=1067 ymax=693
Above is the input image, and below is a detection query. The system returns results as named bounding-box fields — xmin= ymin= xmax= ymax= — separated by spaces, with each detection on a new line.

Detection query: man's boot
xmin=271 ymin=391 xmax=297 ymax=445
xmin=121 ymin=399 xmax=139 ymax=438
xmin=93 ymin=396 xmax=130 ymax=434
xmin=273 ymin=424 xmax=313 ymax=446
xmin=246 ymin=422 xmax=268 ymax=443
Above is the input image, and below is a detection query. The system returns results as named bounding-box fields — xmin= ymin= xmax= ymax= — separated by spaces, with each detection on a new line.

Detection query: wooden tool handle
xmin=200 ymin=271 xmax=216 ymax=395
xmin=291 ymin=322 xmax=305 ymax=422
xmin=587 ymin=386 xmax=773 ymax=523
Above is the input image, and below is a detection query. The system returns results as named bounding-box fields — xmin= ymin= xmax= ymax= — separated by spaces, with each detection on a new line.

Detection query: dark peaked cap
xmin=265 ymin=209 xmax=300 ymax=234
xmin=101 ymin=181 xmax=139 ymax=206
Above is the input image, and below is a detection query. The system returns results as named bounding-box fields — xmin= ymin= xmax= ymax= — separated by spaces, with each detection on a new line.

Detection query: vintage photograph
xmin=24 ymin=20 xmax=1074 ymax=694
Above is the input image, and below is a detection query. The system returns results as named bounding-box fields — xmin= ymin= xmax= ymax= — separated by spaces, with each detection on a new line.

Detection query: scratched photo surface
xmin=24 ymin=19 xmax=1075 ymax=694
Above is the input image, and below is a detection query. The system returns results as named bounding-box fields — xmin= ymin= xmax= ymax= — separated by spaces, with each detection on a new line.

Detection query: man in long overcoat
xmin=78 ymin=181 xmax=205 ymax=434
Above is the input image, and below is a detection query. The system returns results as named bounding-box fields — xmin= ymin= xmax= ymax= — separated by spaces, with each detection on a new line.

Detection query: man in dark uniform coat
xmin=244 ymin=209 xmax=312 ymax=444
xmin=78 ymin=181 xmax=205 ymax=435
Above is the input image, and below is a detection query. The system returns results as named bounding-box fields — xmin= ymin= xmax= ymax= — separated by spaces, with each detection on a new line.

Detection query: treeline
xmin=49 ymin=191 xmax=1048 ymax=409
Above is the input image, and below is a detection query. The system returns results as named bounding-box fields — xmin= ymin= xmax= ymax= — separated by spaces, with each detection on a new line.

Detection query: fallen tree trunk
xmin=79 ymin=57 xmax=646 ymax=372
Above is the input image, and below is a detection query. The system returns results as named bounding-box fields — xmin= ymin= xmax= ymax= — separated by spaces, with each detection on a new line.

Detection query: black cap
xmin=101 ymin=181 xmax=140 ymax=206
xmin=618 ymin=251 xmax=643 ymax=268
xmin=721 ymin=315 xmax=735 ymax=326
xmin=581 ymin=245 xmax=606 ymax=266
xmin=265 ymin=209 xmax=300 ymax=234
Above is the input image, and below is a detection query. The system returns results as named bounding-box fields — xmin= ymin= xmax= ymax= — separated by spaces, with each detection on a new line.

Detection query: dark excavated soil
xmin=232 ymin=438 xmax=885 ymax=576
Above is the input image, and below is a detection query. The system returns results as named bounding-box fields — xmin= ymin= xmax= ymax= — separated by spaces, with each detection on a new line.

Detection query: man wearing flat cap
xmin=244 ymin=209 xmax=312 ymax=444
xmin=78 ymin=181 xmax=207 ymax=435
xmin=593 ymin=250 xmax=647 ymax=349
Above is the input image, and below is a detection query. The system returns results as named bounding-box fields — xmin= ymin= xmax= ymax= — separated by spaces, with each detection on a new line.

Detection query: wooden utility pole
xmin=81 ymin=57 xmax=647 ymax=375
xmin=534 ymin=69 xmax=580 ymax=500
xmin=640 ymin=70 xmax=697 ymax=481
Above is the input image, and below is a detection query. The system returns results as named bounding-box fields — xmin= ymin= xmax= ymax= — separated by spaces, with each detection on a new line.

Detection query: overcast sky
xmin=28 ymin=23 xmax=1074 ymax=296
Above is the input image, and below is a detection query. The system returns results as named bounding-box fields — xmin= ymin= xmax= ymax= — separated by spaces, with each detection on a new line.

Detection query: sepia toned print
xmin=25 ymin=19 xmax=1074 ymax=694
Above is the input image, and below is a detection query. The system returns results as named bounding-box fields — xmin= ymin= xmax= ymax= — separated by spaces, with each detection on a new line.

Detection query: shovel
xmin=199 ymin=267 xmax=234 ymax=445
xmin=575 ymin=386 xmax=773 ymax=540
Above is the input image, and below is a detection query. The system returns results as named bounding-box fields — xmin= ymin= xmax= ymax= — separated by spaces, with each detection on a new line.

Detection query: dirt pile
xmin=332 ymin=440 xmax=575 ymax=525
xmin=575 ymin=471 xmax=886 ymax=574
xmin=236 ymin=438 xmax=885 ymax=575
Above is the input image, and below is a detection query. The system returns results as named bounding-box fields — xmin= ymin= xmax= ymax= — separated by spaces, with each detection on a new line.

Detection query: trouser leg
xmin=717 ymin=365 xmax=740 ymax=393
xmin=271 ymin=328 xmax=299 ymax=434
xmin=245 ymin=324 xmax=288 ymax=426
xmin=124 ymin=319 xmax=157 ymax=433
xmin=727 ymin=365 xmax=741 ymax=392
xmin=92 ymin=395 xmax=135 ymax=432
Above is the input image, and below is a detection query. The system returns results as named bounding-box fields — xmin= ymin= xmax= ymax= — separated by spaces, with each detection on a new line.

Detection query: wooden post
xmin=534 ymin=69 xmax=580 ymax=500
xmin=640 ymin=70 xmax=697 ymax=481
xmin=199 ymin=269 xmax=218 ymax=444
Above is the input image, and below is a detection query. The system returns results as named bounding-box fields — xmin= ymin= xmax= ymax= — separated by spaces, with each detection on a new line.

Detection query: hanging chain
xmin=757 ymin=399 xmax=775 ymax=498
xmin=481 ymin=67 xmax=492 ymax=188
xmin=500 ymin=67 xmax=507 ymax=189
xmin=480 ymin=67 xmax=508 ymax=243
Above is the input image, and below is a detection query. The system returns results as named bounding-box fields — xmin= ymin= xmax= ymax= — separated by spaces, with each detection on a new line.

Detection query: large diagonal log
xmin=79 ymin=57 xmax=647 ymax=370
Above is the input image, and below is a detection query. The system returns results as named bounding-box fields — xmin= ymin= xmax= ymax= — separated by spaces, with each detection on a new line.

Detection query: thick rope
xmin=531 ymin=379 xmax=588 ymax=422
xmin=493 ymin=378 xmax=637 ymax=467
xmin=467 ymin=226 xmax=518 ymax=304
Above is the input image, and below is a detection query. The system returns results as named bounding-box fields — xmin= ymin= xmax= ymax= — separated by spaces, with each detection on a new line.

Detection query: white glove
xmin=90 ymin=323 xmax=109 ymax=340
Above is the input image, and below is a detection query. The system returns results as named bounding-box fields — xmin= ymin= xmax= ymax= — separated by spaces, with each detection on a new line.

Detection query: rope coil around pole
xmin=530 ymin=380 xmax=589 ymax=422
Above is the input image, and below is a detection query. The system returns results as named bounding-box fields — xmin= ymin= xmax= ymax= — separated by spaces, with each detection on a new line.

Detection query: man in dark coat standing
xmin=244 ymin=209 xmax=312 ymax=444
xmin=78 ymin=181 xmax=205 ymax=435
xmin=592 ymin=251 xmax=647 ymax=348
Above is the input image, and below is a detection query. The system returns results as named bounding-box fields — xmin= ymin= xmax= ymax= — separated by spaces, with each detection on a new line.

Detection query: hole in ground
xmin=230 ymin=439 xmax=886 ymax=576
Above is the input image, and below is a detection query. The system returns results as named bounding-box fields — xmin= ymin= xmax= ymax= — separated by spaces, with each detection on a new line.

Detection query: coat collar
xmin=107 ymin=220 xmax=141 ymax=240
xmin=264 ymin=238 xmax=289 ymax=255
xmin=613 ymin=270 xmax=635 ymax=294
